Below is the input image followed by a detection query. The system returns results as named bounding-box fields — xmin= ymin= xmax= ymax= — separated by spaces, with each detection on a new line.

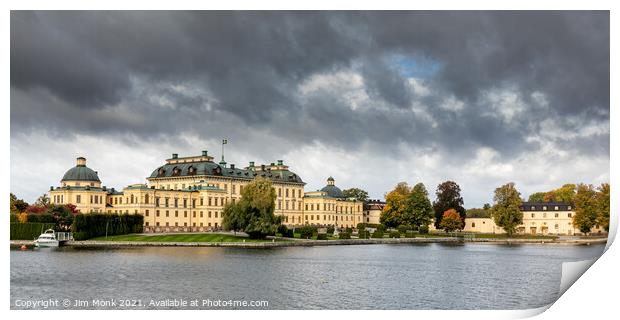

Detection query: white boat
xmin=34 ymin=229 xmax=60 ymax=247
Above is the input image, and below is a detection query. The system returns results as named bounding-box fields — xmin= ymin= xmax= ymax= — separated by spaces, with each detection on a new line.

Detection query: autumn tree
xmin=490 ymin=182 xmax=523 ymax=236
xmin=433 ymin=181 xmax=466 ymax=229
xmin=342 ymin=188 xmax=369 ymax=202
xmin=380 ymin=182 xmax=411 ymax=228
xmin=221 ymin=177 xmax=281 ymax=239
xmin=596 ymin=183 xmax=610 ymax=232
xmin=528 ymin=192 xmax=546 ymax=203
xmin=573 ymin=183 xmax=599 ymax=235
xmin=10 ymin=193 xmax=29 ymax=214
xmin=404 ymin=183 xmax=435 ymax=229
xmin=439 ymin=209 xmax=462 ymax=232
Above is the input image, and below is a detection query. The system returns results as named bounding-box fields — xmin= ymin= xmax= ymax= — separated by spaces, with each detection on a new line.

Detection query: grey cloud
xmin=10 ymin=11 xmax=609 ymax=202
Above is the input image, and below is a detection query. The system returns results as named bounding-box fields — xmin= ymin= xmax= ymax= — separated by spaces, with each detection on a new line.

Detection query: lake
xmin=10 ymin=243 xmax=605 ymax=310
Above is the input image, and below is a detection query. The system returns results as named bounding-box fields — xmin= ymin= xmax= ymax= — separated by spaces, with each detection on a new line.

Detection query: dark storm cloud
xmin=10 ymin=11 xmax=609 ymax=160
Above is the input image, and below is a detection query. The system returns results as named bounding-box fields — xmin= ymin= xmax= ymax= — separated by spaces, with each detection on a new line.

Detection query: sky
xmin=10 ymin=11 xmax=609 ymax=207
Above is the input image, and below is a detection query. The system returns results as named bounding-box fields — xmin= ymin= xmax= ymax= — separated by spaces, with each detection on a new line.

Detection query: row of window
xmin=527 ymin=205 xmax=572 ymax=211
xmin=304 ymin=203 xmax=362 ymax=213
xmin=74 ymin=194 xmax=103 ymax=204
xmin=147 ymin=221 xmax=220 ymax=228
xmin=529 ymin=212 xmax=572 ymax=218
xmin=305 ymin=214 xmax=362 ymax=222
xmin=146 ymin=210 xmax=222 ymax=219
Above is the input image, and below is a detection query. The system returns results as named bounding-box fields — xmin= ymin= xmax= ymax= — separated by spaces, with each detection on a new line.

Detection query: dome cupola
xmin=61 ymin=157 xmax=101 ymax=182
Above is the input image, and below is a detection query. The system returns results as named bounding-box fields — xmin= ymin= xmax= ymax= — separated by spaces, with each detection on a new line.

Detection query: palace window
xmin=568 ymin=213 xmax=572 ymax=218
xmin=200 ymin=197 xmax=204 ymax=206
xmin=472 ymin=222 xmax=476 ymax=228
xmin=568 ymin=206 xmax=572 ymax=210
xmin=76 ymin=195 xmax=81 ymax=203
xmin=531 ymin=213 xmax=535 ymax=218
xmin=156 ymin=210 xmax=160 ymax=217
xmin=183 ymin=199 xmax=187 ymax=208
xmin=543 ymin=213 xmax=547 ymax=218
xmin=555 ymin=213 xmax=559 ymax=218
xmin=166 ymin=210 xmax=169 ymax=217
xmin=200 ymin=211 xmax=203 ymax=218
xmin=554 ymin=206 xmax=559 ymax=210
xmin=145 ymin=210 xmax=149 ymax=216
xmin=278 ymin=188 xmax=281 ymax=197
xmin=175 ymin=211 xmax=178 ymax=217
xmin=193 ymin=212 xmax=196 ymax=218
xmin=208 ymin=211 xmax=212 ymax=218
xmin=184 ymin=211 xmax=187 ymax=218
xmin=286 ymin=189 xmax=289 ymax=197
xmin=174 ymin=198 xmax=178 ymax=207
xmin=542 ymin=206 xmax=547 ymax=210
xmin=215 ymin=212 xmax=218 ymax=218
xmin=145 ymin=194 xmax=149 ymax=204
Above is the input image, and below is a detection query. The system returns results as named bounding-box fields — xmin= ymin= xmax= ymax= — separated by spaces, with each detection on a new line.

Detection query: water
xmin=10 ymin=243 xmax=604 ymax=310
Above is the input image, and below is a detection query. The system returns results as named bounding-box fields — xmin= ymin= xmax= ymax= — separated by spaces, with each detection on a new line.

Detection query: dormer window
xmin=542 ymin=206 xmax=547 ymax=211
xmin=188 ymin=166 xmax=196 ymax=175
xmin=554 ymin=206 xmax=559 ymax=210
xmin=157 ymin=167 xmax=166 ymax=177
xmin=172 ymin=167 xmax=181 ymax=176
xmin=531 ymin=206 xmax=535 ymax=210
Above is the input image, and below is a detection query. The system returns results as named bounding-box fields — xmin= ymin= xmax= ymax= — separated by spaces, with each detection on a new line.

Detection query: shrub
xmin=389 ymin=230 xmax=401 ymax=238
xmin=10 ymin=222 xmax=55 ymax=240
xmin=357 ymin=223 xmax=367 ymax=230
xmin=397 ymin=225 xmax=410 ymax=234
xmin=283 ymin=229 xmax=295 ymax=238
xmin=72 ymin=213 xmax=144 ymax=240
xmin=298 ymin=225 xmax=317 ymax=239
xmin=326 ymin=225 xmax=335 ymax=235
xmin=316 ymin=233 xmax=328 ymax=240
xmin=419 ymin=225 xmax=429 ymax=234
xmin=338 ymin=232 xmax=351 ymax=239
xmin=405 ymin=231 xmax=416 ymax=238
xmin=277 ymin=224 xmax=289 ymax=236
xmin=371 ymin=230 xmax=384 ymax=238
xmin=376 ymin=224 xmax=386 ymax=233
xmin=345 ymin=227 xmax=353 ymax=233
xmin=10 ymin=214 xmax=18 ymax=223
xmin=358 ymin=230 xmax=370 ymax=239
xmin=27 ymin=213 xmax=55 ymax=223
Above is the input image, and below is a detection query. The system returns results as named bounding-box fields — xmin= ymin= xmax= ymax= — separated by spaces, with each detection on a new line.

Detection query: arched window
xmin=157 ymin=167 xmax=166 ymax=177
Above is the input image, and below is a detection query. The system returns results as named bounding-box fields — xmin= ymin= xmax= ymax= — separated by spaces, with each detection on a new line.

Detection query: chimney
xmin=277 ymin=160 xmax=283 ymax=165
xmin=202 ymin=150 xmax=208 ymax=156
xmin=249 ymin=161 xmax=255 ymax=167
xmin=76 ymin=157 xmax=86 ymax=166
xmin=230 ymin=164 xmax=235 ymax=169
xmin=261 ymin=164 xmax=265 ymax=171
xmin=172 ymin=153 xmax=178 ymax=159
xmin=50 ymin=186 xmax=54 ymax=191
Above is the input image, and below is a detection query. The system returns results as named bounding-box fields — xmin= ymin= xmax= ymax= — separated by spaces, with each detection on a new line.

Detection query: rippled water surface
xmin=11 ymin=243 xmax=605 ymax=309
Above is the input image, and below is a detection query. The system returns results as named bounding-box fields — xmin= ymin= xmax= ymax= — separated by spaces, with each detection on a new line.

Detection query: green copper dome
xmin=320 ymin=177 xmax=344 ymax=198
xmin=61 ymin=157 xmax=101 ymax=182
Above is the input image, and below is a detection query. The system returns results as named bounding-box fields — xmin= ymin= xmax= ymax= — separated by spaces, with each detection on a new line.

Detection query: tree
xmin=596 ymin=183 xmax=610 ymax=232
xmin=466 ymin=207 xmax=491 ymax=218
xmin=342 ymin=188 xmax=369 ymax=202
xmin=490 ymin=182 xmax=523 ymax=236
xmin=35 ymin=194 xmax=50 ymax=207
xmin=439 ymin=209 xmax=462 ymax=233
xmin=10 ymin=193 xmax=29 ymax=214
xmin=527 ymin=192 xmax=546 ymax=203
xmin=433 ymin=181 xmax=466 ymax=229
xmin=482 ymin=203 xmax=491 ymax=211
xmin=543 ymin=191 xmax=557 ymax=202
xmin=573 ymin=183 xmax=598 ymax=235
xmin=553 ymin=184 xmax=576 ymax=204
xmin=221 ymin=177 xmax=280 ymax=239
xmin=380 ymin=182 xmax=411 ymax=228
xmin=404 ymin=183 xmax=434 ymax=228
xmin=46 ymin=204 xmax=74 ymax=231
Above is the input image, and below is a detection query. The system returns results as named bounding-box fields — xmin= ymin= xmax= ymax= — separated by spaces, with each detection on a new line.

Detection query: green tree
xmin=342 ymin=188 xmax=369 ymax=202
xmin=404 ymin=183 xmax=434 ymax=228
xmin=482 ymin=203 xmax=491 ymax=211
xmin=490 ymin=182 xmax=523 ymax=236
xmin=10 ymin=193 xmax=29 ymax=214
xmin=553 ymin=184 xmax=576 ymax=204
xmin=221 ymin=177 xmax=280 ymax=239
xmin=466 ymin=207 xmax=491 ymax=218
xmin=439 ymin=209 xmax=462 ymax=232
xmin=380 ymin=182 xmax=411 ymax=228
xmin=46 ymin=204 xmax=73 ymax=231
xmin=35 ymin=194 xmax=50 ymax=207
xmin=596 ymin=183 xmax=610 ymax=232
xmin=528 ymin=192 xmax=546 ymax=202
xmin=573 ymin=183 xmax=598 ymax=235
xmin=432 ymin=181 xmax=466 ymax=229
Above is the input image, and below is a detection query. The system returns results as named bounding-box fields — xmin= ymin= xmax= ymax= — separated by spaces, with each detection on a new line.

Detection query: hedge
xmin=338 ymin=232 xmax=351 ymax=239
xmin=389 ymin=230 xmax=401 ymax=238
xmin=316 ymin=233 xmax=328 ymax=240
xmin=371 ymin=230 xmax=384 ymax=238
xmin=419 ymin=225 xmax=429 ymax=234
xmin=298 ymin=225 xmax=317 ymax=239
xmin=10 ymin=222 xmax=56 ymax=240
xmin=405 ymin=231 xmax=416 ymax=238
xmin=72 ymin=213 xmax=143 ymax=240
xmin=358 ymin=230 xmax=370 ymax=239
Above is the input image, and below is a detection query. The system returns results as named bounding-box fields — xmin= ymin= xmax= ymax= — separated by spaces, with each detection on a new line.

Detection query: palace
xmin=49 ymin=151 xmax=364 ymax=232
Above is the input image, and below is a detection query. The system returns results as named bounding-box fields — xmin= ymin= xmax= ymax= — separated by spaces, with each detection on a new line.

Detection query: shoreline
xmin=10 ymin=236 xmax=608 ymax=248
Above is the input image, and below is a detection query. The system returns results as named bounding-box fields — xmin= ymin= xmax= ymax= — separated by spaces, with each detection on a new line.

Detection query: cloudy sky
xmin=10 ymin=11 xmax=609 ymax=206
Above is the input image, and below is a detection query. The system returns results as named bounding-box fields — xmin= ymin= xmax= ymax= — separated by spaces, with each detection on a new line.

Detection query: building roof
xmin=148 ymin=159 xmax=304 ymax=184
xmin=520 ymin=202 xmax=573 ymax=211
xmin=320 ymin=184 xmax=345 ymax=198
xmin=61 ymin=165 xmax=101 ymax=182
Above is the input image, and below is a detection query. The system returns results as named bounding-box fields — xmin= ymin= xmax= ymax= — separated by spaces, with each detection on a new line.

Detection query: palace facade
xmin=49 ymin=151 xmax=363 ymax=232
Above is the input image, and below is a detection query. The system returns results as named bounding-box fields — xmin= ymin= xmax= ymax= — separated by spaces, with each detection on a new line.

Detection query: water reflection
xmin=11 ymin=243 xmax=604 ymax=310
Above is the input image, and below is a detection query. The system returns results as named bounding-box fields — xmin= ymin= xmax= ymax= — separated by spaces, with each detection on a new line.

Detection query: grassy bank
xmin=91 ymin=233 xmax=278 ymax=242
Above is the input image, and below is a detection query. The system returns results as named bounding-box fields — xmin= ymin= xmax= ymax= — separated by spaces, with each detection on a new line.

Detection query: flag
xmin=222 ymin=139 xmax=228 ymax=144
